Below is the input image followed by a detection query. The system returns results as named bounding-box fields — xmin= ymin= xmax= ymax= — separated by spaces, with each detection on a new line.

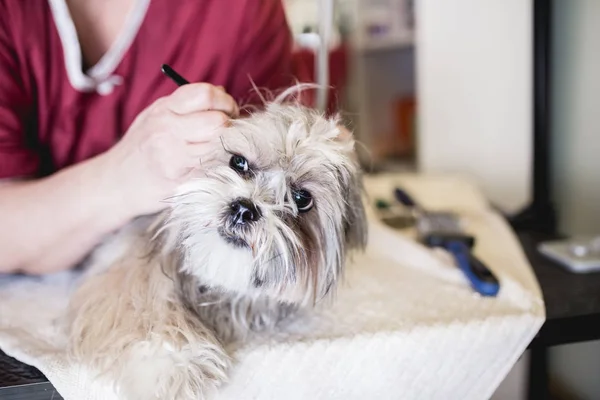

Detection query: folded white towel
xmin=0 ymin=174 xmax=545 ymax=400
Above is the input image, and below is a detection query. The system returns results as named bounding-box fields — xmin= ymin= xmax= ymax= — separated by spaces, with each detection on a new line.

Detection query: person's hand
xmin=100 ymin=83 xmax=239 ymax=217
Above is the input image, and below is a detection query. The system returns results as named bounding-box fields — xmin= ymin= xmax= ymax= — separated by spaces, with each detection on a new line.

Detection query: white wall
xmin=416 ymin=0 xmax=533 ymax=213
xmin=549 ymin=1 xmax=600 ymax=398
xmin=551 ymin=0 xmax=600 ymax=236
xmin=415 ymin=3 xmax=534 ymax=398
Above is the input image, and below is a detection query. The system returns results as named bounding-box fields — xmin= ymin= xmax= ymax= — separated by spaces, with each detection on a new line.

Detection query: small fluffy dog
xmin=66 ymin=89 xmax=368 ymax=400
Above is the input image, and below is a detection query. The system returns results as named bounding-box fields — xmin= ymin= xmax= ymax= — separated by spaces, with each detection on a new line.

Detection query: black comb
xmin=161 ymin=64 xmax=189 ymax=86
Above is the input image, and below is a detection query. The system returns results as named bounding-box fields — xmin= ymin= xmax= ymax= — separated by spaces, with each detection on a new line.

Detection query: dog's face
xmin=164 ymin=103 xmax=367 ymax=305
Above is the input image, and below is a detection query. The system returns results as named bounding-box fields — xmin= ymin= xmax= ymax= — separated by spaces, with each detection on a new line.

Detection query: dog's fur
xmin=66 ymin=89 xmax=368 ymax=400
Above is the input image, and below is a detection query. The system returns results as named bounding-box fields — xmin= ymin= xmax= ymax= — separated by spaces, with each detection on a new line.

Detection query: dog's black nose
xmin=230 ymin=199 xmax=260 ymax=225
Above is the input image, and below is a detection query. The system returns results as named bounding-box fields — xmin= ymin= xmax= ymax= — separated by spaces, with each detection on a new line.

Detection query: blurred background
xmin=284 ymin=0 xmax=417 ymax=172
xmin=281 ymin=0 xmax=600 ymax=399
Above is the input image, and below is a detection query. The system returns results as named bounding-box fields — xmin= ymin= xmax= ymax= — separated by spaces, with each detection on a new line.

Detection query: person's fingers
xmin=185 ymin=142 xmax=220 ymax=157
xmin=172 ymin=111 xmax=231 ymax=143
xmin=166 ymin=83 xmax=239 ymax=117
xmin=177 ymin=150 xmax=221 ymax=178
xmin=336 ymin=125 xmax=353 ymax=141
xmin=183 ymin=144 xmax=221 ymax=170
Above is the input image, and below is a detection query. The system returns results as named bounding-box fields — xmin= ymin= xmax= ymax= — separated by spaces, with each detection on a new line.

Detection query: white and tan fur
xmin=66 ymin=89 xmax=368 ymax=400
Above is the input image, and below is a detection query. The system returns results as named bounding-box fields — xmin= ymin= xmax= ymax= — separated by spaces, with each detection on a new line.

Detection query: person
xmin=0 ymin=0 xmax=308 ymax=275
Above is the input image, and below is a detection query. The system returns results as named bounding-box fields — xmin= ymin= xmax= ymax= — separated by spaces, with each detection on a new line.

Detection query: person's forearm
xmin=0 ymin=154 xmax=136 ymax=274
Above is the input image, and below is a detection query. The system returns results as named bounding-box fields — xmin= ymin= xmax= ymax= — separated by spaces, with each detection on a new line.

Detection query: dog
xmin=66 ymin=88 xmax=368 ymax=400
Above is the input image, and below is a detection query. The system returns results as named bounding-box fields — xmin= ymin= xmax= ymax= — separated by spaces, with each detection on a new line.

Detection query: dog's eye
xmin=229 ymin=155 xmax=249 ymax=174
xmin=292 ymin=189 xmax=313 ymax=212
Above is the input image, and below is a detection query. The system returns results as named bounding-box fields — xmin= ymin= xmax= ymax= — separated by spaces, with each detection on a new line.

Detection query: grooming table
xmin=0 ymin=173 xmax=544 ymax=400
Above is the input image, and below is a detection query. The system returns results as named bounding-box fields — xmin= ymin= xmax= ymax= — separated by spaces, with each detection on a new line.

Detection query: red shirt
xmin=0 ymin=0 xmax=306 ymax=179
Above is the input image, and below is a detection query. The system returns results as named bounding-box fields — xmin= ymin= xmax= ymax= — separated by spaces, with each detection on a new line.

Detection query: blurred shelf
xmin=361 ymin=155 xmax=417 ymax=174
xmin=352 ymin=33 xmax=414 ymax=53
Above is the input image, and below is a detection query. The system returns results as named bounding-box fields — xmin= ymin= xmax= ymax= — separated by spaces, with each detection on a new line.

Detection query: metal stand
xmin=508 ymin=0 xmax=557 ymax=234
xmin=315 ymin=0 xmax=334 ymax=112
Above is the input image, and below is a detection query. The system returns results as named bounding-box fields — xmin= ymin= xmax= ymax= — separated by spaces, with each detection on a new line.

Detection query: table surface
xmin=2 ymin=231 xmax=600 ymax=398
xmin=519 ymin=232 xmax=600 ymax=348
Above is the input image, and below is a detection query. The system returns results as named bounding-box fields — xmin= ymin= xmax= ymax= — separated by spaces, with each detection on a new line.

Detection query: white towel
xmin=0 ymin=173 xmax=545 ymax=400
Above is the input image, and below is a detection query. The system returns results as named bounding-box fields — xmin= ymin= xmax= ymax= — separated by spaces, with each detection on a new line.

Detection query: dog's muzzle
xmin=229 ymin=199 xmax=261 ymax=225
xmin=218 ymin=199 xmax=261 ymax=249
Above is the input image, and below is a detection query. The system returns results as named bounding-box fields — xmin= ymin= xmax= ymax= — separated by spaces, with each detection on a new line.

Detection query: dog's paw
xmin=117 ymin=340 xmax=230 ymax=400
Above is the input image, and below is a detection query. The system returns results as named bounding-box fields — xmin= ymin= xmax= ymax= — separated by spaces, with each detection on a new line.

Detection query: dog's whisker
xmin=198 ymin=299 xmax=227 ymax=307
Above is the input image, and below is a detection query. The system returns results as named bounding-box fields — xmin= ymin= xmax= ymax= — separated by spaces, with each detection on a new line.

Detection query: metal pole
xmin=316 ymin=0 xmax=334 ymax=112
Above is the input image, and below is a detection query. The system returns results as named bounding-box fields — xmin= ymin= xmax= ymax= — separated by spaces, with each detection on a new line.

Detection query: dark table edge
xmin=0 ymin=381 xmax=64 ymax=400
xmin=529 ymin=313 xmax=600 ymax=348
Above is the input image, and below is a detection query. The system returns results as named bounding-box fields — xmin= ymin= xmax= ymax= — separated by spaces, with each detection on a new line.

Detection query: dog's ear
xmin=330 ymin=124 xmax=368 ymax=251
xmin=342 ymin=168 xmax=368 ymax=252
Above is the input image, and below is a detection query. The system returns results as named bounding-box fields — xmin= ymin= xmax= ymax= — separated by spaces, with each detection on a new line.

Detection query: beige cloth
xmin=0 ymin=173 xmax=545 ymax=400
